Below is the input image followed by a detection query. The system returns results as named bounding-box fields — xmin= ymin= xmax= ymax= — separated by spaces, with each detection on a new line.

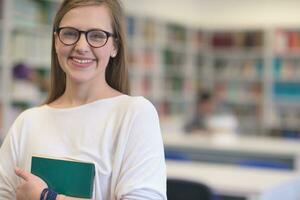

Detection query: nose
xmin=74 ymin=33 xmax=90 ymax=52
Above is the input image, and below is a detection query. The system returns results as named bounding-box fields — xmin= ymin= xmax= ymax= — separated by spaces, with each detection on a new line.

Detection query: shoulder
xmin=129 ymin=96 xmax=155 ymax=109
xmin=12 ymin=105 xmax=47 ymax=126
xmin=121 ymin=96 xmax=158 ymax=116
xmin=18 ymin=105 xmax=47 ymax=117
xmin=113 ymin=95 xmax=159 ymax=125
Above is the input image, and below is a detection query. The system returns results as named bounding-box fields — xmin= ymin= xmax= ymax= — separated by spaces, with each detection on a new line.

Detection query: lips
xmin=69 ymin=56 xmax=97 ymax=68
xmin=72 ymin=58 xmax=94 ymax=64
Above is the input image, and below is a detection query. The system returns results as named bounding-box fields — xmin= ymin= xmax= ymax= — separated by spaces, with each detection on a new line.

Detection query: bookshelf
xmin=208 ymin=30 xmax=265 ymax=135
xmin=0 ymin=0 xmax=12 ymax=139
xmin=0 ymin=0 xmax=59 ymax=139
xmin=1 ymin=1 xmax=300 ymax=140
xmin=127 ymin=16 xmax=202 ymax=118
xmin=270 ymin=28 xmax=300 ymax=138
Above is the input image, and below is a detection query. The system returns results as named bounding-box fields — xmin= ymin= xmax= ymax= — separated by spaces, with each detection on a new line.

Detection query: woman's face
xmin=55 ymin=5 xmax=117 ymax=85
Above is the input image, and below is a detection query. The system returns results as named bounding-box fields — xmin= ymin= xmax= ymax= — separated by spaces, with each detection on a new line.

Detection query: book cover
xmin=31 ymin=156 xmax=95 ymax=198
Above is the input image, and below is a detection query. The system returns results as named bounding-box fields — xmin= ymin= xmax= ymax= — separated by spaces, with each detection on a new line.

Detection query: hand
xmin=15 ymin=167 xmax=48 ymax=200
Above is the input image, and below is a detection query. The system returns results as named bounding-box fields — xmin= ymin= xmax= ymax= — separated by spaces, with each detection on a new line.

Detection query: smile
xmin=72 ymin=58 xmax=95 ymax=64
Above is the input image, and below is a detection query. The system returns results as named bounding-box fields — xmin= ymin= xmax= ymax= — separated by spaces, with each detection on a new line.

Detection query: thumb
xmin=15 ymin=167 xmax=31 ymax=181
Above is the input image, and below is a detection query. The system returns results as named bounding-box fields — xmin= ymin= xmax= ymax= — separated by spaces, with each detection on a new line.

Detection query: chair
xmin=167 ymin=178 xmax=215 ymax=200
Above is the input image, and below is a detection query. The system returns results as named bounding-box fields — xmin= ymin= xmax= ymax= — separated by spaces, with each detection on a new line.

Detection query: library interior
xmin=1 ymin=0 xmax=300 ymax=199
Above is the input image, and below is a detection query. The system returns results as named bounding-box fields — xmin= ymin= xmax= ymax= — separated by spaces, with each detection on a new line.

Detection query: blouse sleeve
xmin=0 ymin=123 xmax=20 ymax=199
xmin=115 ymin=98 xmax=167 ymax=200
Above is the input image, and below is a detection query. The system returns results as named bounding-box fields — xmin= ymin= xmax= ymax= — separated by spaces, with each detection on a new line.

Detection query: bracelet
xmin=40 ymin=188 xmax=48 ymax=200
xmin=46 ymin=188 xmax=58 ymax=200
xmin=40 ymin=188 xmax=58 ymax=200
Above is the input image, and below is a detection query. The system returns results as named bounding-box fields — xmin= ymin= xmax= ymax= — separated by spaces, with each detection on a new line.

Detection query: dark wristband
xmin=46 ymin=188 xmax=58 ymax=200
xmin=40 ymin=188 xmax=48 ymax=200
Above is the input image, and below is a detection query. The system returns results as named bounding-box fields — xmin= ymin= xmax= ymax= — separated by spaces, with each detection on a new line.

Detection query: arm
xmin=57 ymin=195 xmax=87 ymax=200
xmin=57 ymin=195 xmax=86 ymax=200
xmin=15 ymin=168 xmax=89 ymax=200
xmin=115 ymin=99 xmax=167 ymax=200
xmin=0 ymin=114 xmax=88 ymax=200
xmin=0 ymin=125 xmax=20 ymax=199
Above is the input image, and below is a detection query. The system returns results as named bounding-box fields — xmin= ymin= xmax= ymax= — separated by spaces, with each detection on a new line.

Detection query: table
xmin=163 ymin=133 xmax=300 ymax=170
xmin=167 ymin=160 xmax=300 ymax=200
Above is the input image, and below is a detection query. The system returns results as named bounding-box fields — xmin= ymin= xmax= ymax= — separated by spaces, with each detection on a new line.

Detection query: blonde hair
xmin=45 ymin=0 xmax=130 ymax=104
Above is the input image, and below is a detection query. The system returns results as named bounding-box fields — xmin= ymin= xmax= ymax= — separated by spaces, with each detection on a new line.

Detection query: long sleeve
xmin=0 ymin=124 xmax=20 ymax=199
xmin=114 ymin=99 xmax=167 ymax=200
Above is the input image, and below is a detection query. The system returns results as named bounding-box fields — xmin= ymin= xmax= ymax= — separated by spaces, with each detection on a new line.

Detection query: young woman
xmin=0 ymin=0 xmax=167 ymax=199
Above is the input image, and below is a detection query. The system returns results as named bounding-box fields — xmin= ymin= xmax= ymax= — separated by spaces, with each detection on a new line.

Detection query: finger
xmin=15 ymin=167 xmax=30 ymax=181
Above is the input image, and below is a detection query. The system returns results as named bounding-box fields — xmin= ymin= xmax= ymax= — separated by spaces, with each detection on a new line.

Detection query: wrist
xmin=40 ymin=188 xmax=48 ymax=200
xmin=57 ymin=194 xmax=66 ymax=200
xmin=40 ymin=188 xmax=58 ymax=200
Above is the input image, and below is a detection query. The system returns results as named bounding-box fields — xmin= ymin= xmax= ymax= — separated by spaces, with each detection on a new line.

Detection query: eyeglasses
xmin=56 ymin=27 xmax=116 ymax=48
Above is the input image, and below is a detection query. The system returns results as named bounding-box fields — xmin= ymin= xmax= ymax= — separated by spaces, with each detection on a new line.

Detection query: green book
xmin=31 ymin=156 xmax=95 ymax=198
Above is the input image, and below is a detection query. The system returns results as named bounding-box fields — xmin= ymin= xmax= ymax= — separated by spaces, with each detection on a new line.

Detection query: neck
xmin=50 ymin=79 xmax=121 ymax=108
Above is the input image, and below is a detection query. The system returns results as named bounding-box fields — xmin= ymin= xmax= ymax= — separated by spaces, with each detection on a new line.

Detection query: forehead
xmin=59 ymin=5 xmax=112 ymax=31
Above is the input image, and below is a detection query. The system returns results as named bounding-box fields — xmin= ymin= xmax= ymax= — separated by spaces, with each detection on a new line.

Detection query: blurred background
xmin=1 ymin=0 xmax=300 ymax=199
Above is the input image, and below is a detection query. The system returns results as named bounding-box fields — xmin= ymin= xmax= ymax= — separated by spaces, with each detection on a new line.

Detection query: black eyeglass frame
xmin=55 ymin=27 xmax=116 ymax=48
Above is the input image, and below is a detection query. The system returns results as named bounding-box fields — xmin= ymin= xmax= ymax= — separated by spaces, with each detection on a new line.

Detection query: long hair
xmin=44 ymin=0 xmax=130 ymax=104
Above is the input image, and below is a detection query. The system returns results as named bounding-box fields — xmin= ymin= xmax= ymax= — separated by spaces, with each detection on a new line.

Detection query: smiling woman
xmin=50 ymin=3 xmax=121 ymax=102
xmin=53 ymin=5 xmax=117 ymax=90
xmin=0 ymin=0 xmax=167 ymax=200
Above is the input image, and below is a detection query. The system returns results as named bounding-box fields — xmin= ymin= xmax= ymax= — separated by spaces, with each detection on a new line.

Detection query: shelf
xmin=129 ymin=68 xmax=158 ymax=76
xmin=0 ymin=0 xmax=60 ymax=132
xmin=13 ymin=0 xmax=60 ymax=26
xmin=212 ymin=49 xmax=263 ymax=59
xmin=274 ymin=100 xmax=300 ymax=108
xmin=11 ymin=57 xmax=51 ymax=68
xmin=275 ymin=29 xmax=300 ymax=54
xmin=275 ymin=51 xmax=300 ymax=58
xmin=207 ymin=30 xmax=266 ymax=133
xmin=12 ymin=16 xmax=53 ymax=30
xmin=273 ymin=79 xmax=300 ymax=83
xmin=215 ymin=77 xmax=262 ymax=83
xmin=223 ymin=97 xmax=261 ymax=106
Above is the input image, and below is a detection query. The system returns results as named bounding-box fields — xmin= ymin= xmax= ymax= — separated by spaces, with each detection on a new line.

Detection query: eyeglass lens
xmin=59 ymin=28 xmax=109 ymax=47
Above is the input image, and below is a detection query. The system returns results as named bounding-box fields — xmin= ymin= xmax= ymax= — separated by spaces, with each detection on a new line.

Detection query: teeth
xmin=72 ymin=58 xmax=93 ymax=64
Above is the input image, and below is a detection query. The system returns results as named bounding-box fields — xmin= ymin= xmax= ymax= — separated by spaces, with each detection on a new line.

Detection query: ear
xmin=111 ymin=51 xmax=117 ymax=58
xmin=111 ymin=40 xmax=118 ymax=58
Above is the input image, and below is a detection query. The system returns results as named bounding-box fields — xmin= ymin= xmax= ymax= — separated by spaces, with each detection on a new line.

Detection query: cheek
xmin=56 ymin=44 xmax=70 ymax=58
xmin=56 ymin=45 xmax=71 ymax=63
xmin=95 ymin=39 xmax=116 ymax=66
xmin=55 ymin=45 xmax=72 ymax=73
xmin=55 ymin=37 xmax=70 ymax=57
xmin=94 ymin=48 xmax=112 ymax=67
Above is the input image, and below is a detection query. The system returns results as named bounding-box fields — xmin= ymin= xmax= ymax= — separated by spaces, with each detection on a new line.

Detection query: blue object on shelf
xmin=282 ymin=130 xmax=300 ymax=139
xmin=273 ymin=57 xmax=282 ymax=79
xmin=273 ymin=82 xmax=300 ymax=99
xmin=165 ymin=150 xmax=189 ymax=161
xmin=256 ymin=59 xmax=264 ymax=77
xmin=126 ymin=16 xmax=135 ymax=37
xmin=237 ymin=159 xmax=290 ymax=170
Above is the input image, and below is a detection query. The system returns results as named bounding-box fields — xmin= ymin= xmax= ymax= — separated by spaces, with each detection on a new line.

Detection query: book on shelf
xmin=31 ymin=156 xmax=95 ymax=198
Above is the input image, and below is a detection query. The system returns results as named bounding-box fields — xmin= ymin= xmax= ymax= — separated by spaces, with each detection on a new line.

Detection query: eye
xmin=88 ymin=31 xmax=107 ymax=42
xmin=61 ymin=28 xmax=78 ymax=39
